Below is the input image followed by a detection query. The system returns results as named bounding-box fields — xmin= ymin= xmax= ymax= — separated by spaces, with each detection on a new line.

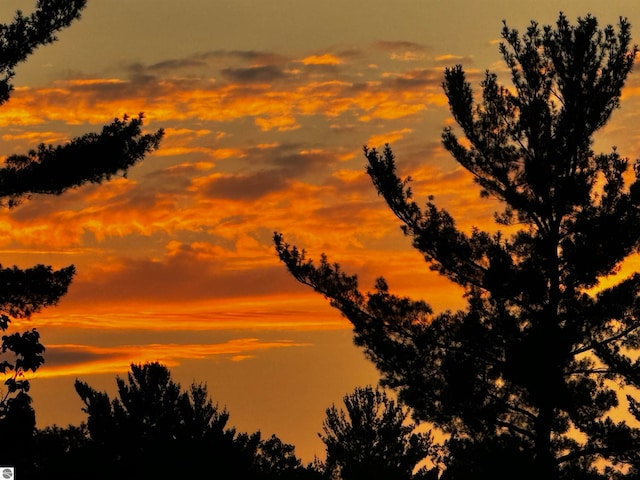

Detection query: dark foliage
xmin=0 ymin=392 xmax=36 ymax=469
xmin=0 ymin=113 xmax=164 ymax=207
xmin=320 ymin=385 xmax=435 ymax=480
xmin=62 ymin=362 xmax=320 ymax=480
xmin=73 ymin=362 xmax=246 ymax=478
xmin=30 ymin=423 xmax=91 ymax=479
xmin=0 ymin=264 xmax=74 ymax=392
xmin=0 ymin=0 xmax=88 ymax=104
xmin=0 ymin=0 xmax=162 ymax=466
xmin=276 ymin=13 xmax=640 ymax=479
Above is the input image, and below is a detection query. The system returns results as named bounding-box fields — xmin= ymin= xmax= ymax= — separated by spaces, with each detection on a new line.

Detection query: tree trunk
xmin=534 ymin=406 xmax=557 ymax=480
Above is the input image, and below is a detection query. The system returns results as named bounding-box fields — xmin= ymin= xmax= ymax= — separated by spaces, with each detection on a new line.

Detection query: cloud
xmin=254 ymin=114 xmax=300 ymax=132
xmin=1 ymin=130 xmax=68 ymax=146
xmin=0 ymin=43 xmax=519 ymax=339
xmin=367 ymin=128 xmax=413 ymax=147
xmin=197 ymin=171 xmax=289 ymax=201
xmin=221 ymin=65 xmax=287 ymax=83
xmin=147 ymin=58 xmax=208 ymax=72
xmin=128 ymin=50 xmax=289 ymax=80
xmin=373 ymin=40 xmax=430 ymax=61
xmin=200 ymin=49 xmax=288 ymax=66
xmin=0 ymin=142 xmax=345 ymax=251
xmin=0 ymin=44 xmax=448 ymax=133
xmin=61 ymin=239 xmax=299 ymax=306
xmin=433 ymin=54 xmax=475 ymax=66
xmin=374 ymin=40 xmax=429 ymax=52
xmin=301 ymin=53 xmax=343 ymax=66
xmin=381 ymin=68 xmax=443 ymax=90
xmin=31 ymin=292 xmax=349 ymax=332
xmin=32 ymin=338 xmax=311 ymax=378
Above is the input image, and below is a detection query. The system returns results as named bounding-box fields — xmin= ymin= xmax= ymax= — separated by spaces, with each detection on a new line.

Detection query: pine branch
xmin=0 ymin=114 xmax=163 ymax=207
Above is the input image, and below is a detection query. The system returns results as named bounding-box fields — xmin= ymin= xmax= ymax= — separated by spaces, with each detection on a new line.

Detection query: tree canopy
xmin=276 ymin=13 xmax=640 ymax=479
xmin=0 ymin=0 xmax=162 ymax=463
xmin=71 ymin=362 xmax=321 ymax=480
xmin=74 ymin=362 xmax=248 ymax=478
xmin=320 ymin=385 xmax=434 ymax=480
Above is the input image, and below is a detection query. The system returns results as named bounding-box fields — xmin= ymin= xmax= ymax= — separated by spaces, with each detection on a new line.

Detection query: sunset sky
xmin=4 ymin=0 xmax=640 ymax=461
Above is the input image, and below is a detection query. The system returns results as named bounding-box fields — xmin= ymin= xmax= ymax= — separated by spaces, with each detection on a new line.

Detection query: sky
xmin=3 ymin=0 xmax=640 ymax=462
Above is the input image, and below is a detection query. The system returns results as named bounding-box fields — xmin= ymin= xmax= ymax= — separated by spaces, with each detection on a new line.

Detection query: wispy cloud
xmin=301 ymin=53 xmax=343 ymax=66
xmin=29 ymin=338 xmax=311 ymax=378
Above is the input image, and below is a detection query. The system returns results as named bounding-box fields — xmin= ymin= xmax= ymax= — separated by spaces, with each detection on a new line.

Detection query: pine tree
xmin=0 ymin=0 xmax=163 ymax=448
xmin=74 ymin=362 xmax=317 ymax=480
xmin=320 ymin=386 xmax=433 ymax=480
xmin=275 ymin=14 xmax=640 ymax=479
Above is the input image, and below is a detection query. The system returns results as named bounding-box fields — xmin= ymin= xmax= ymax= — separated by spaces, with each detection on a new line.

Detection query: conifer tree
xmin=320 ymin=386 xmax=433 ymax=480
xmin=74 ymin=362 xmax=316 ymax=480
xmin=276 ymin=14 xmax=640 ymax=478
xmin=0 ymin=0 xmax=163 ymax=444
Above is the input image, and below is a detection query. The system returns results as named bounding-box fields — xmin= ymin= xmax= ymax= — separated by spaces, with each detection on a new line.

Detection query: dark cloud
xmin=378 ymin=140 xmax=445 ymax=173
xmin=65 ymin=244 xmax=301 ymax=305
xmin=143 ymin=162 xmax=209 ymax=192
xmin=224 ymin=50 xmax=288 ymax=65
xmin=335 ymin=48 xmax=364 ymax=59
xmin=148 ymin=58 xmax=208 ymax=71
xmin=197 ymin=49 xmax=287 ymax=64
xmin=373 ymin=40 xmax=429 ymax=52
xmin=44 ymin=345 xmax=115 ymax=368
xmin=119 ymin=50 xmax=290 ymax=88
xmin=142 ymin=50 xmax=290 ymax=73
xmin=382 ymin=68 xmax=442 ymax=89
xmin=299 ymin=63 xmax=343 ymax=76
xmin=224 ymin=143 xmax=339 ymax=180
xmin=200 ymin=170 xmax=289 ymax=201
xmin=312 ymin=200 xmax=381 ymax=228
xmin=270 ymin=149 xmax=339 ymax=176
xmin=221 ymin=65 xmax=287 ymax=83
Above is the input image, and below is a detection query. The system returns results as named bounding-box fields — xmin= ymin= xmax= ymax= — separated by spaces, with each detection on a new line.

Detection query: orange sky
xmin=4 ymin=0 xmax=640 ymax=461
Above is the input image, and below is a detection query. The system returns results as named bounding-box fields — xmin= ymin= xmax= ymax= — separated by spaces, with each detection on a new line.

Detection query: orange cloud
xmin=301 ymin=53 xmax=343 ymax=65
xmin=63 ymin=78 xmax=126 ymax=87
xmin=0 ymin=54 xmax=446 ymax=133
xmin=367 ymin=128 xmax=413 ymax=147
xmin=374 ymin=41 xmax=429 ymax=62
xmin=4 ymin=44 xmax=629 ymax=347
xmin=0 ymin=136 xmax=498 ymax=321
xmin=23 ymin=338 xmax=311 ymax=379
xmin=1 ymin=130 xmax=68 ymax=145
xmin=390 ymin=51 xmax=426 ymax=61
xmin=255 ymin=115 xmax=300 ymax=132
xmin=434 ymin=54 xmax=470 ymax=62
